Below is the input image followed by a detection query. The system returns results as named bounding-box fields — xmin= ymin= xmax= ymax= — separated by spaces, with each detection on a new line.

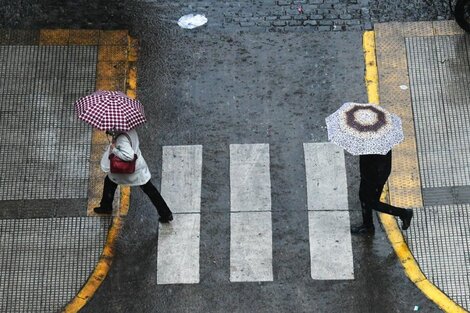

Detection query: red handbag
xmin=109 ymin=133 xmax=138 ymax=174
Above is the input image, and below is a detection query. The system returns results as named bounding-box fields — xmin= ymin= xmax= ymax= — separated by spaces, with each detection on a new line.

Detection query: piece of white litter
xmin=414 ymin=305 xmax=419 ymax=311
xmin=177 ymin=14 xmax=208 ymax=29
xmin=399 ymin=85 xmax=408 ymax=90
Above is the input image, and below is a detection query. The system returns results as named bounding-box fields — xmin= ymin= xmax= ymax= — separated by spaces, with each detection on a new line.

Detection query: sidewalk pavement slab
xmin=375 ymin=20 xmax=470 ymax=311
xmin=0 ymin=29 xmax=133 ymax=312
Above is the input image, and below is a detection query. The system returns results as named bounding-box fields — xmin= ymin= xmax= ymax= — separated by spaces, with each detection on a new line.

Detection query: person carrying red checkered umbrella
xmin=74 ymin=90 xmax=173 ymax=223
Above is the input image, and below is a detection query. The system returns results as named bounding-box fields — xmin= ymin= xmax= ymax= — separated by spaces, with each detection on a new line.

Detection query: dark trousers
xmin=100 ymin=175 xmax=172 ymax=218
xmin=359 ymin=178 xmax=407 ymax=226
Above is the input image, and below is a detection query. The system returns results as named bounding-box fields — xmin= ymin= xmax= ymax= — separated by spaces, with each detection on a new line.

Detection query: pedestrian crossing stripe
xmin=156 ymin=143 xmax=354 ymax=284
xmin=157 ymin=145 xmax=202 ymax=284
xmin=230 ymin=144 xmax=273 ymax=282
xmin=304 ymin=143 xmax=354 ymax=280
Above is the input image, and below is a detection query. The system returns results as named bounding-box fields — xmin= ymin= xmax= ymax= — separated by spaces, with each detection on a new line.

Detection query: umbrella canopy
xmin=74 ymin=90 xmax=146 ymax=131
xmin=325 ymin=102 xmax=404 ymax=155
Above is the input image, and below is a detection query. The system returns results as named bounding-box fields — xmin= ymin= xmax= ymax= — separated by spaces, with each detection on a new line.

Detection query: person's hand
xmin=110 ymin=143 xmax=116 ymax=149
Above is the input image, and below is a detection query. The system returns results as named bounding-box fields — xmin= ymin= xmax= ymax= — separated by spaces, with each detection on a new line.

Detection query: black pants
xmin=359 ymin=178 xmax=407 ymax=226
xmin=100 ymin=175 xmax=172 ymax=218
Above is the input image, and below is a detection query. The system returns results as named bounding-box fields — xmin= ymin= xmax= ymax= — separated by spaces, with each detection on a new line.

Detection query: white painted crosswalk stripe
xmin=156 ymin=142 xmax=355 ymax=283
xmin=157 ymin=214 xmax=200 ymax=284
xmin=157 ymin=145 xmax=202 ymax=284
xmin=308 ymin=211 xmax=354 ymax=280
xmin=160 ymin=145 xmax=203 ymax=214
xmin=230 ymin=212 xmax=273 ymax=282
xmin=230 ymin=143 xmax=272 ymax=212
xmin=304 ymin=143 xmax=354 ymax=280
xmin=230 ymin=144 xmax=273 ymax=282
xmin=304 ymin=142 xmax=348 ymax=211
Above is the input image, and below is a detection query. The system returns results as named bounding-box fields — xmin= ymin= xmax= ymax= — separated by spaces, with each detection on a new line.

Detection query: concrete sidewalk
xmin=0 ymin=29 xmax=136 ymax=312
xmin=375 ymin=21 xmax=470 ymax=311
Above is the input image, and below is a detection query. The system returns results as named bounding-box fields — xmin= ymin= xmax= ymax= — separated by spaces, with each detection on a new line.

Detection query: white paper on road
xmin=304 ymin=142 xmax=354 ymax=280
xmin=158 ymin=145 xmax=202 ymax=284
xmin=177 ymin=14 xmax=208 ymax=29
xmin=230 ymin=144 xmax=273 ymax=282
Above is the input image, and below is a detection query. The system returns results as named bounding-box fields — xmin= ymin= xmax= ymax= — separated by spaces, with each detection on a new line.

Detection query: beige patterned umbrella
xmin=325 ymin=102 xmax=404 ymax=155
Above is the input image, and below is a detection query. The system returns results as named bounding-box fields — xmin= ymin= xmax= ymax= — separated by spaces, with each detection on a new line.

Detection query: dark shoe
xmin=400 ymin=209 xmax=413 ymax=230
xmin=159 ymin=213 xmax=173 ymax=223
xmin=93 ymin=206 xmax=113 ymax=214
xmin=351 ymin=224 xmax=375 ymax=235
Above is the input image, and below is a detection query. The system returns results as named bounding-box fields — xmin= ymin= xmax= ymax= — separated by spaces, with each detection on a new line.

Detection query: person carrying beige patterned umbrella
xmin=326 ymin=102 xmax=413 ymax=235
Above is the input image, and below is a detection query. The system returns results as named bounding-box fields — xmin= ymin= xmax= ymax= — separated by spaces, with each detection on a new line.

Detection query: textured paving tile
xmin=0 ymin=217 xmax=111 ymax=313
xmin=376 ymin=21 xmax=469 ymax=310
xmin=0 ymin=45 xmax=97 ymax=200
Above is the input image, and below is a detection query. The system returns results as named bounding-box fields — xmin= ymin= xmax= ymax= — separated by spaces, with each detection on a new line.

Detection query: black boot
xmin=159 ymin=213 xmax=173 ymax=223
xmin=94 ymin=206 xmax=113 ymax=214
xmin=400 ymin=209 xmax=413 ymax=230
xmin=140 ymin=181 xmax=173 ymax=221
xmin=95 ymin=176 xmax=117 ymax=215
xmin=351 ymin=224 xmax=375 ymax=235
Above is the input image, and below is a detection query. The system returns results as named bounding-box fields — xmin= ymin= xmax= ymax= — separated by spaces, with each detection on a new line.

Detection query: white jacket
xmin=100 ymin=129 xmax=151 ymax=186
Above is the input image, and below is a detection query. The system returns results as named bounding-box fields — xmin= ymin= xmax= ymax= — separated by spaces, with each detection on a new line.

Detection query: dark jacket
xmin=359 ymin=150 xmax=392 ymax=187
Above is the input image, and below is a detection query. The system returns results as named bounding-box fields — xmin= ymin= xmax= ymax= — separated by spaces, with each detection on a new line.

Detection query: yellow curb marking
xmin=363 ymin=31 xmax=379 ymax=105
xmin=62 ymin=189 xmax=129 ymax=313
xmin=363 ymin=30 xmax=467 ymax=313
xmin=61 ymin=31 xmax=138 ymax=312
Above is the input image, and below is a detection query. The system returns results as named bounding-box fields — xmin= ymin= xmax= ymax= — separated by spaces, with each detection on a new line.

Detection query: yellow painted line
xmin=62 ymin=190 xmax=129 ymax=313
xmin=62 ymin=32 xmax=137 ymax=312
xmin=363 ymin=30 xmax=467 ymax=313
xmin=363 ymin=31 xmax=379 ymax=105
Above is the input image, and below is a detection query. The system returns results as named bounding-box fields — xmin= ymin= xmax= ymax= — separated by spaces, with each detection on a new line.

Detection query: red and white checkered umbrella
xmin=74 ymin=90 xmax=147 ymax=131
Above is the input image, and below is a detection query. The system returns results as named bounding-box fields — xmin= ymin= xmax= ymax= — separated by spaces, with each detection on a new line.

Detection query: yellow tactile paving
xmin=401 ymin=21 xmax=434 ymax=37
xmin=432 ymin=20 xmax=465 ymax=36
xmin=99 ymin=30 xmax=129 ymax=46
xmin=98 ymin=45 xmax=128 ymax=62
xmin=374 ymin=22 xmax=424 ymax=209
xmin=96 ymin=61 xmax=127 ymax=79
xmin=69 ymin=30 xmax=100 ymax=45
xmin=39 ymin=29 xmax=70 ymax=45
xmin=95 ymin=78 xmax=127 ymax=91
xmin=366 ymin=26 xmax=468 ymax=313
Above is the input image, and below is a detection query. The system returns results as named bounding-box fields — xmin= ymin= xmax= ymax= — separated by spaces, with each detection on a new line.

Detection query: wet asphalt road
xmin=82 ymin=28 xmax=440 ymax=313
xmin=0 ymin=1 xmax=448 ymax=312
